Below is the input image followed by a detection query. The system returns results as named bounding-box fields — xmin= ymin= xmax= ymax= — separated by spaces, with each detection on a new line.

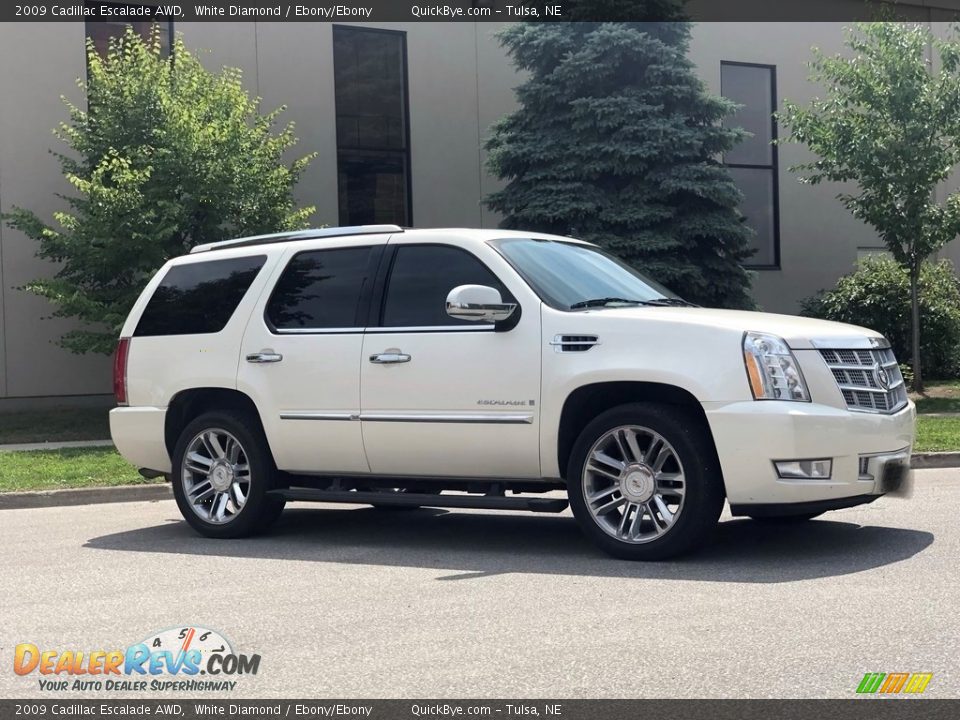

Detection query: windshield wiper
xmin=569 ymin=297 xmax=644 ymax=309
xmin=569 ymin=297 xmax=698 ymax=310
xmin=639 ymin=298 xmax=700 ymax=308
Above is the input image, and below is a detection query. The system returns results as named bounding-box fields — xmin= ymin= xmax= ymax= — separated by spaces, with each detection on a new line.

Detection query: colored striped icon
xmin=856 ymin=672 xmax=933 ymax=694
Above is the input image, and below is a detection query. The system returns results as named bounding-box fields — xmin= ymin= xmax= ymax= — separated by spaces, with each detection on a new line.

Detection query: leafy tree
xmin=2 ymin=27 xmax=316 ymax=354
xmin=780 ymin=22 xmax=960 ymax=391
xmin=484 ymin=4 xmax=756 ymax=309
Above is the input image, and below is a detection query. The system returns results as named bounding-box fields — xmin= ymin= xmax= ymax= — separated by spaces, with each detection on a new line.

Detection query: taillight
xmin=113 ymin=337 xmax=130 ymax=406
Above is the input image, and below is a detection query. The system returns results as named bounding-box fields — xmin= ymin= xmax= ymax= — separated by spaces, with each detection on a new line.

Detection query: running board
xmin=268 ymin=488 xmax=568 ymax=513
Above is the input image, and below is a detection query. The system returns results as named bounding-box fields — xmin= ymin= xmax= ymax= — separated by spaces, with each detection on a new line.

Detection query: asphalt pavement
xmin=1 ymin=470 xmax=957 ymax=699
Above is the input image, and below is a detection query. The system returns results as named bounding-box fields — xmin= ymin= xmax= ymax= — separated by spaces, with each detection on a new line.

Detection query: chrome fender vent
xmin=550 ymin=335 xmax=600 ymax=352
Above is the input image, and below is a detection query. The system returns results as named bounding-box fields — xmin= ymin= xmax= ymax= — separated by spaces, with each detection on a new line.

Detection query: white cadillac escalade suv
xmin=110 ymin=225 xmax=915 ymax=560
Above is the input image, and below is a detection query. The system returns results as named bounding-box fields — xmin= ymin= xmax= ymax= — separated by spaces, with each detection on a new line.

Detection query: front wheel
xmin=567 ymin=403 xmax=724 ymax=561
xmin=172 ymin=411 xmax=284 ymax=538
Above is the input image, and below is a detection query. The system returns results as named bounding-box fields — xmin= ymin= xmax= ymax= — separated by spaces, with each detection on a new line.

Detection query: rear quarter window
xmin=134 ymin=255 xmax=267 ymax=337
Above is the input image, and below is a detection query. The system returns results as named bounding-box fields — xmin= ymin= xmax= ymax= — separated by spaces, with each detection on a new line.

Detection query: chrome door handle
xmin=369 ymin=350 xmax=411 ymax=364
xmin=246 ymin=351 xmax=283 ymax=364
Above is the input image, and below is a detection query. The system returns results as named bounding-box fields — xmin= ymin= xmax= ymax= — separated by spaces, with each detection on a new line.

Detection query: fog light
xmin=858 ymin=456 xmax=872 ymax=480
xmin=774 ymin=459 xmax=833 ymax=479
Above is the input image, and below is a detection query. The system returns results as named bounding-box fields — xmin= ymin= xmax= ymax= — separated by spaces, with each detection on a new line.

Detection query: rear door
xmin=238 ymin=238 xmax=386 ymax=474
xmin=359 ymin=241 xmax=542 ymax=479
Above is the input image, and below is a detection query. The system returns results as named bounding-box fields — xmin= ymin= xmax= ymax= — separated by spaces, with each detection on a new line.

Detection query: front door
xmin=238 ymin=240 xmax=385 ymax=474
xmin=360 ymin=243 xmax=541 ymax=478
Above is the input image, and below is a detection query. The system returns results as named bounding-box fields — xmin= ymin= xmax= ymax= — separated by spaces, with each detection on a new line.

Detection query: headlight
xmin=742 ymin=331 xmax=810 ymax=401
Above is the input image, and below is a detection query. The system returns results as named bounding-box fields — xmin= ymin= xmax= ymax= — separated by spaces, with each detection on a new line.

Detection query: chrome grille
xmin=819 ymin=347 xmax=908 ymax=414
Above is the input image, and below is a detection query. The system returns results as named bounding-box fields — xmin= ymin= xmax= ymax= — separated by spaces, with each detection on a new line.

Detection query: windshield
xmin=490 ymin=238 xmax=681 ymax=311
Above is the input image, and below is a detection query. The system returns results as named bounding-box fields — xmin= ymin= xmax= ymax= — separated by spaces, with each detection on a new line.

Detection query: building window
xmin=333 ymin=25 xmax=411 ymax=227
xmin=84 ymin=3 xmax=173 ymax=59
xmin=721 ymin=62 xmax=780 ymax=269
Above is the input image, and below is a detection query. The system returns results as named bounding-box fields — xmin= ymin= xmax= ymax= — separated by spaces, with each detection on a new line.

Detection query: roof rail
xmin=189 ymin=225 xmax=404 ymax=254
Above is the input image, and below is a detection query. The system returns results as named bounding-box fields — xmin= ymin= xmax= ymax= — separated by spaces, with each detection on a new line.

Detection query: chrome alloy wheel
xmin=181 ymin=428 xmax=252 ymax=525
xmin=581 ymin=425 xmax=686 ymax=544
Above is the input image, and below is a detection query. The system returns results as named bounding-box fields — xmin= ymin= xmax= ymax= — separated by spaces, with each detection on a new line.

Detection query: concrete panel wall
xmin=0 ymin=22 xmax=112 ymax=399
xmin=4 ymin=16 xmax=960 ymax=400
xmin=689 ymin=22 xmax=885 ymax=313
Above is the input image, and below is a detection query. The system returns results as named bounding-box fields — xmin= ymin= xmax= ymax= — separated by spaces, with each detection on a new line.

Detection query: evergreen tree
xmin=485 ymin=7 xmax=755 ymax=308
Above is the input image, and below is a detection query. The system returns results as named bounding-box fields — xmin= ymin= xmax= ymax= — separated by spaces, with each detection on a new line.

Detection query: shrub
xmin=802 ymin=256 xmax=960 ymax=380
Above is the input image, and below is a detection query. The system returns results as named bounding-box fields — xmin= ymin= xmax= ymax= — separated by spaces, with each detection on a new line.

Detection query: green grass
xmin=0 ymin=406 xmax=111 ymax=445
xmin=914 ymin=416 xmax=960 ymax=453
xmin=0 ymin=447 xmax=161 ymax=493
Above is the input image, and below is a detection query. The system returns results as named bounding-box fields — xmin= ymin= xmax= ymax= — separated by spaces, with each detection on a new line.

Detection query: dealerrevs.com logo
xmin=14 ymin=626 xmax=260 ymax=692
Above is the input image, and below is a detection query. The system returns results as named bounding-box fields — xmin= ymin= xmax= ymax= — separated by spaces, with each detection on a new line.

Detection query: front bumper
xmin=703 ymin=399 xmax=915 ymax=507
xmin=109 ymin=406 xmax=171 ymax=474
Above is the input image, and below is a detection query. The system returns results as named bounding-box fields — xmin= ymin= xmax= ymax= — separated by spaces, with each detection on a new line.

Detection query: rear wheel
xmin=567 ymin=403 xmax=724 ymax=561
xmin=172 ymin=411 xmax=284 ymax=538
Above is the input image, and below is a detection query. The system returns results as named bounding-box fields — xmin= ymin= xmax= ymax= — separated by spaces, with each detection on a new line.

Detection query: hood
xmin=580 ymin=307 xmax=885 ymax=350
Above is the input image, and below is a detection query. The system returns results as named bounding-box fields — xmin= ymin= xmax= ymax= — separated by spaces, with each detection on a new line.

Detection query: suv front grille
xmin=818 ymin=347 xmax=908 ymax=414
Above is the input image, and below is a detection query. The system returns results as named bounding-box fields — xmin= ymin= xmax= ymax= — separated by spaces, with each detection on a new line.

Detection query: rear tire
xmin=567 ymin=402 xmax=724 ymax=561
xmin=171 ymin=410 xmax=284 ymax=538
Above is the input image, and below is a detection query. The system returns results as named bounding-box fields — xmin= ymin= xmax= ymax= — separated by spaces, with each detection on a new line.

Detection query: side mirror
xmin=446 ymin=285 xmax=517 ymax=323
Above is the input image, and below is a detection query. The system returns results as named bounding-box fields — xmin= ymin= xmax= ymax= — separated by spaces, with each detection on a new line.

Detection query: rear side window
xmin=382 ymin=245 xmax=511 ymax=327
xmin=266 ymin=246 xmax=375 ymax=331
xmin=135 ymin=255 xmax=266 ymax=337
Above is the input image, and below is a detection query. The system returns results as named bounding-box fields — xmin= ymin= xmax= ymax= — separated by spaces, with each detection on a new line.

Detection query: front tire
xmin=171 ymin=410 xmax=284 ymax=538
xmin=567 ymin=403 xmax=724 ymax=561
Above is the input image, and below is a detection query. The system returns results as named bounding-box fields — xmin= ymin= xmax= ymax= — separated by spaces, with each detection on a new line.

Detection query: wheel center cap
xmin=210 ymin=461 xmax=234 ymax=492
xmin=621 ymin=464 xmax=655 ymax=503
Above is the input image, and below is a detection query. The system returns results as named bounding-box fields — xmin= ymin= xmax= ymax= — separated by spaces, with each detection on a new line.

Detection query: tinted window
xmin=267 ymin=247 xmax=374 ymax=330
xmin=382 ymin=246 xmax=509 ymax=327
xmin=135 ymin=255 xmax=266 ymax=337
xmin=333 ymin=26 xmax=410 ymax=225
xmin=721 ymin=61 xmax=780 ymax=267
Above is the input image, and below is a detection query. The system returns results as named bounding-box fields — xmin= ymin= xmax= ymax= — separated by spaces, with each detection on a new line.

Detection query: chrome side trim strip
xmin=280 ymin=412 xmax=359 ymax=421
xmin=360 ymin=413 xmax=534 ymax=425
xmin=279 ymin=412 xmax=534 ymax=425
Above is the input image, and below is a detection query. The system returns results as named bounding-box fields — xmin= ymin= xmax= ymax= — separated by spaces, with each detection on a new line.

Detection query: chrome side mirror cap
xmin=445 ymin=284 xmax=517 ymax=323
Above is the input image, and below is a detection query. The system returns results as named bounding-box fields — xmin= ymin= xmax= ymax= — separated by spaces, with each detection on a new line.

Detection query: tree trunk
xmin=910 ymin=263 xmax=923 ymax=392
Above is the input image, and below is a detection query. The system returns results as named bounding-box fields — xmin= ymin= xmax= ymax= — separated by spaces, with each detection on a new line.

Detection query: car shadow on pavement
xmin=83 ymin=505 xmax=934 ymax=583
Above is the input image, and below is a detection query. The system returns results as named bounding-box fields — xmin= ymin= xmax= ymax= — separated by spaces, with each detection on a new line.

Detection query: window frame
xmin=720 ymin=60 xmax=781 ymax=271
xmin=367 ymin=243 xmax=518 ymax=333
xmin=332 ymin=24 xmax=413 ymax=227
xmin=263 ymin=245 xmax=385 ymax=335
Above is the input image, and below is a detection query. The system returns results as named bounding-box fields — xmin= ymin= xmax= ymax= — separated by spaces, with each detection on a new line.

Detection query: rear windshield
xmin=134 ymin=255 xmax=266 ymax=337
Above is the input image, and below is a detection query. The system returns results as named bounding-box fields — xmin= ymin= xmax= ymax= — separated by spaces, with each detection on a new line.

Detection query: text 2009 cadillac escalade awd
xmin=109 ymin=225 xmax=915 ymax=560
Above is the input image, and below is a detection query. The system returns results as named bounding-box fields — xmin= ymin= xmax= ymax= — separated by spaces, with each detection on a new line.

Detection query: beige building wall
xmin=1 ymin=17 xmax=957 ymax=402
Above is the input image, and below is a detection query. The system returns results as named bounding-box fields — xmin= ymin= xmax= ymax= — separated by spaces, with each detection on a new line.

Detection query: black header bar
xmin=4 ymin=1 xmax=960 ymax=23
xmin=0 ymin=700 xmax=958 ymax=720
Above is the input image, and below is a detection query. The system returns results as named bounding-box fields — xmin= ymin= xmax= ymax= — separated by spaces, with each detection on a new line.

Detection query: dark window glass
xmin=333 ymin=26 xmax=410 ymax=225
xmin=382 ymin=246 xmax=509 ymax=327
xmin=267 ymin=247 xmax=373 ymax=330
xmin=721 ymin=62 xmax=780 ymax=268
xmin=135 ymin=256 xmax=265 ymax=337
xmin=85 ymin=4 xmax=172 ymax=59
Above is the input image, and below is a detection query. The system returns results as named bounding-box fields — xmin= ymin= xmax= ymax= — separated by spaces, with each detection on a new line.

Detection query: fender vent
xmin=551 ymin=335 xmax=600 ymax=352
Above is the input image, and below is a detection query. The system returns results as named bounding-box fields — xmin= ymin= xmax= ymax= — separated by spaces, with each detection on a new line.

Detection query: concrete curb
xmin=0 ymin=483 xmax=171 ymax=510
xmin=911 ymin=452 xmax=960 ymax=469
xmin=0 ymin=439 xmax=113 ymax=453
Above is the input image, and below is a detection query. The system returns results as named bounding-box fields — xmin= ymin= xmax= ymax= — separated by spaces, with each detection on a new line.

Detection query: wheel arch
xmin=556 ymin=381 xmax=724 ymax=491
xmin=165 ymin=387 xmax=267 ymax=459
